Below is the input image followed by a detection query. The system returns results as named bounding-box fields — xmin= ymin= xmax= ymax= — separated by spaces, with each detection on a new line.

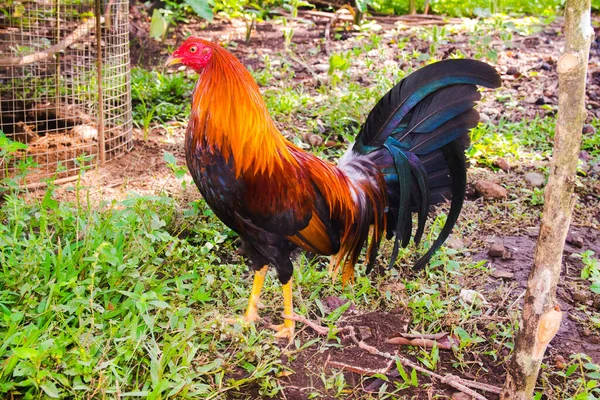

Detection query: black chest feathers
xmin=185 ymin=142 xmax=245 ymax=230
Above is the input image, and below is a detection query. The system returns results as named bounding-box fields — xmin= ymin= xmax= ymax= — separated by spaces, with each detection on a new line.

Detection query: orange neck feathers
xmin=189 ymin=44 xmax=296 ymax=177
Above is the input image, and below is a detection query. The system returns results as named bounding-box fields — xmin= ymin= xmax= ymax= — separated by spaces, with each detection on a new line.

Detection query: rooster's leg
xmin=270 ymin=278 xmax=295 ymax=343
xmin=244 ymin=265 xmax=268 ymax=323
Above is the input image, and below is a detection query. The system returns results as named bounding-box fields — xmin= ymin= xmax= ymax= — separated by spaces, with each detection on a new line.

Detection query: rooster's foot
xmin=269 ymin=313 xmax=296 ymax=343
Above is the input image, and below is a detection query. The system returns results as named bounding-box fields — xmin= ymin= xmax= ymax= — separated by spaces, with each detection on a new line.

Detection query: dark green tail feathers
xmin=354 ymin=59 xmax=501 ymax=272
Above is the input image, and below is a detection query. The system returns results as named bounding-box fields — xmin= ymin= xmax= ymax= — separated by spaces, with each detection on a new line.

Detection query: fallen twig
xmin=385 ymin=333 xmax=458 ymax=350
xmin=287 ymin=313 xmax=502 ymax=399
xmin=0 ymin=17 xmax=102 ymax=66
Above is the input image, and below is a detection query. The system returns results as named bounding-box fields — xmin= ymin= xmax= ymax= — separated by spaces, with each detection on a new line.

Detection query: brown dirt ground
xmin=19 ymin=6 xmax=600 ymax=399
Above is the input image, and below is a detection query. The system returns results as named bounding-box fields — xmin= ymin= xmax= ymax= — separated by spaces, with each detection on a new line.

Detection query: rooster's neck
xmin=189 ymin=49 xmax=293 ymax=177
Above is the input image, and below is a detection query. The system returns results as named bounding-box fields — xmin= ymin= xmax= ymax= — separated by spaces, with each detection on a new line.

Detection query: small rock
xmin=583 ymin=124 xmax=596 ymax=135
xmin=479 ymin=113 xmax=490 ymax=124
xmin=72 ymin=125 xmax=98 ymax=140
xmin=358 ymin=326 xmax=373 ymax=341
xmin=322 ymin=296 xmax=355 ymax=313
xmin=526 ymin=227 xmax=539 ymax=237
xmin=308 ymin=134 xmax=324 ymax=147
xmin=541 ymin=62 xmax=552 ymax=71
xmin=465 ymin=184 xmax=477 ymax=199
xmin=506 ymin=66 xmax=520 ymax=75
xmin=580 ymin=151 xmax=591 ymax=161
xmin=554 ymin=354 xmax=567 ymax=369
xmin=583 ymin=327 xmax=592 ymax=337
xmin=572 ymin=290 xmax=589 ymax=304
xmin=590 ymin=336 xmax=600 ymax=345
xmin=460 ymin=289 xmax=489 ymax=305
xmin=446 ymin=235 xmax=465 ymax=250
xmin=535 ymin=97 xmax=546 ymax=106
xmin=492 ymin=268 xmax=514 ymax=279
xmin=494 ymin=157 xmax=510 ymax=172
xmin=379 ymin=280 xmax=406 ymax=294
xmin=524 ymin=172 xmax=546 ymax=188
xmin=566 ymin=232 xmax=584 ymax=248
xmin=475 ymin=180 xmax=508 ymax=200
xmin=489 ymin=243 xmax=506 ymax=258
xmin=452 ymin=392 xmax=474 ymax=400
xmin=314 ymin=63 xmax=329 ymax=73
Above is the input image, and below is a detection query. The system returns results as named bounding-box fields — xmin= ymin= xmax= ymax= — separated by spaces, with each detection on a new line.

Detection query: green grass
xmin=131 ymin=68 xmax=196 ymax=130
xmin=0 ymin=173 xmax=512 ymax=398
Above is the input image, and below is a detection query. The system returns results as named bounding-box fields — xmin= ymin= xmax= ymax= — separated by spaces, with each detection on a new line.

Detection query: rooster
xmin=166 ymin=38 xmax=500 ymax=341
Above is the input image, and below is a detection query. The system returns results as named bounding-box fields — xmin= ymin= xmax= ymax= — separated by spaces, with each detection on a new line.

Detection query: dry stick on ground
xmin=0 ymin=17 xmax=102 ymax=66
xmin=500 ymin=1 xmax=594 ymax=399
xmin=287 ymin=314 xmax=501 ymax=399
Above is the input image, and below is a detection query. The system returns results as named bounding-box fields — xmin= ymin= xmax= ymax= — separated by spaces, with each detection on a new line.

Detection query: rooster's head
xmin=166 ymin=37 xmax=214 ymax=72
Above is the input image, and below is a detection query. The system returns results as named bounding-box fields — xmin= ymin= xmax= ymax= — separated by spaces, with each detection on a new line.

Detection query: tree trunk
xmin=409 ymin=0 xmax=416 ymax=15
xmin=500 ymin=1 xmax=594 ymax=399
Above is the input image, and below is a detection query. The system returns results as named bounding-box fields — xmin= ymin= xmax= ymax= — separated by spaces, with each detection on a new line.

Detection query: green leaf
xmin=585 ymin=363 xmax=600 ymax=371
xmin=40 ymin=381 xmax=60 ymax=398
xmin=324 ymin=301 xmax=351 ymax=322
xmin=566 ymin=363 xmax=578 ymax=377
xmin=163 ymin=151 xmax=177 ymax=166
xmin=410 ymin=368 xmax=418 ymax=386
xmin=395 ymin=360 xmax=409 ymax=383
xmin=42 ymin=190 xmax=58 ymax=210
xmin=328 ymin=54 xmax=351 ymax=75
xmin=355 ymin=0 xmax=368 ymax=13
xmin=150 ymin=9 xmax=169 ymax=40
xmin=149 ymin=300 xmax=170 ymax=309
xmin=590 ymin=282 xmax=600 ymax=294
xmin=196 ymin=358 xmax=223 ymax=374
xmin=184 ymin=0 xmax=214 ymax=22
xmin=12 ymin=347 xmax=39 ymax=360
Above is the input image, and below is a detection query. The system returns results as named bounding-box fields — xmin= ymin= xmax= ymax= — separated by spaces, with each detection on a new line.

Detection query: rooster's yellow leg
xmin=270 ymin=278 xmax=295 ymax=343
xmin=244 ymin=265 xmax=268 ymax=323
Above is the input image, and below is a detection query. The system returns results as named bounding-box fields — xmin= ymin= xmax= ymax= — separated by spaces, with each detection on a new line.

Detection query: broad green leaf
xmin=40 ymin=381 xmax=60 ymax=398
xmin=163 ymin=151 xmax=177 ymax=165
xmin=12 ymin=347 xmax=39 ymax=359
xmin=565 ymin=363 xmax=578 ymax=377
xmin=585 ymin=363 xmax=600 ymax=371
xmin=184 ymin=0 xmax=214 ymax=22
xmin=150 ymin=9 xmax=169 ymax=40
xmin=42 ymin=190 xmax=58 ymax=210
xmin=589 ymin=372 xmax=600 ymax=380
xmin=355 ymin=0 xmax=368 ymax=13
xmin=328 ymin=54 xmax=351 ymax=74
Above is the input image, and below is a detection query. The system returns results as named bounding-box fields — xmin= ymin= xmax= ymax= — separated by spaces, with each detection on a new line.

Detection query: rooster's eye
xmin=190 ymin=46 xmax=197 ymax=53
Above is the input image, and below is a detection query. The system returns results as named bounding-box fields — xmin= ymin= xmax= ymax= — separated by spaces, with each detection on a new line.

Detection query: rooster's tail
xmin=340 ymin=59 xmax=501 ymax=274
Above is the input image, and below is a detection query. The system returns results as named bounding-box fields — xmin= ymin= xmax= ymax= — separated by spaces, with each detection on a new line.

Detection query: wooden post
xmin=500 ymin=1 xmax=593 ymax=399
xmin=95 ymin=0 xmax=106 ymax=166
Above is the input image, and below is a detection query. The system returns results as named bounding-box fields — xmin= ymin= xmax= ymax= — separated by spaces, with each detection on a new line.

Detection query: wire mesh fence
xmin=0 ymin=0 xmax=133 ymax=185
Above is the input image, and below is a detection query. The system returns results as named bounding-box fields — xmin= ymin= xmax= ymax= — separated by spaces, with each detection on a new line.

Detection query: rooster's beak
xmin=165 ymin=56 xmax=183 ymax=67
